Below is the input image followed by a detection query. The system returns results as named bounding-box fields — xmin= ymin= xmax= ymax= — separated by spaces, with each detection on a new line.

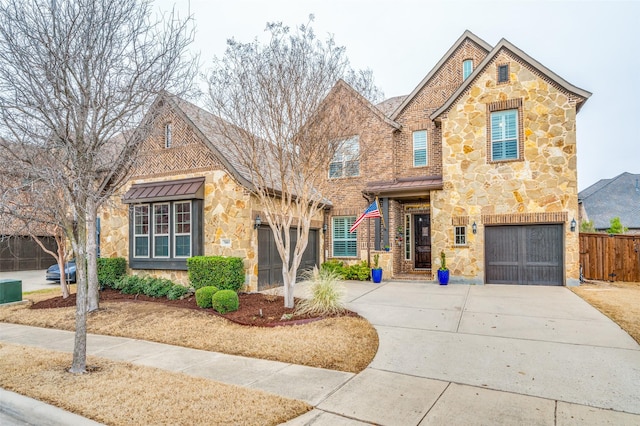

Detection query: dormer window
xmin=164 ymin=123 xmax=172 ymax=148
xmin=463 ymin=59 xmax=473 ymax=80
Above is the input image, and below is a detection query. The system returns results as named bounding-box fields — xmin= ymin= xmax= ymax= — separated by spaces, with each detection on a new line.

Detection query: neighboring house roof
xmin=431 ymin=37 xmax=592 ymax=121
xmin=578 ymin=172 xmax=640 ymax=230
xmin=390 ymin=30 xmax=492 ymax=121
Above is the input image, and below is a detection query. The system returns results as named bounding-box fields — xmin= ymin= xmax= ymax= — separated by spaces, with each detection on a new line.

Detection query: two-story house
xmin=323 ymin=30 xmax=590 ymax=286
xmin=100 ymin=30 xmax=590 ymax=290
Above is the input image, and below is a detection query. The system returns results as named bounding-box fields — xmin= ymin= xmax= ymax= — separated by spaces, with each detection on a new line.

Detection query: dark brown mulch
xmin=29 ymin=288 xmax=359 ymax=327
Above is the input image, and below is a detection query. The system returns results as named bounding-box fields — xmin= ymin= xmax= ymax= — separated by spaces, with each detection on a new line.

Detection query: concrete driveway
xmin=289 ymin=281 xmax=640 ymax=425
xmin=0 ymin=269 xmax=59 ymax=293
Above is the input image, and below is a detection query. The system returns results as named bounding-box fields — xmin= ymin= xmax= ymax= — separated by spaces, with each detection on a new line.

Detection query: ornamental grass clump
xmin=295 ymin=266 xmax=346 ymax=317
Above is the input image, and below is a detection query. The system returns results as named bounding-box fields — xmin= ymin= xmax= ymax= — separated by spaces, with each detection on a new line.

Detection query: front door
xmin=414 ymin=214 xmax=431 ymax=269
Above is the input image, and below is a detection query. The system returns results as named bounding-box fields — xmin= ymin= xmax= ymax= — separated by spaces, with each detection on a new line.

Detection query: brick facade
xmin=323 ymin=32 xmax=589 ymax=286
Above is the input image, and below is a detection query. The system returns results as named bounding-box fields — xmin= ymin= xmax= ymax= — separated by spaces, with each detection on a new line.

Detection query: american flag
xmin=349 ymin=199 xmax=382 ymax=233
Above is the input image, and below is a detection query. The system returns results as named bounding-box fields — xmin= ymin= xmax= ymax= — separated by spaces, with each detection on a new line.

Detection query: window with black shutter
xmin=498 ymin=64 xmax=509 ymax=83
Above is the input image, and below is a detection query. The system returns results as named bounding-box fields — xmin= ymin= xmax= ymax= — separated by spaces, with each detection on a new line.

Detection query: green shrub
xmin=97 ymin=257 xmax=127 ymax=289
xmin=113 ymin=275 xmax=145 ymax=294
xmin=195 ymin=286 xmax=219 ymax=308
xmin=296 ymin=267 xmax=345 ymax=316
xmin=343 ymin=260 xmax=370 ymax=281
xmin=142 ymin=277 xmax=174 ymax=298
xmin=320 ymin=259 xmax=345 ymax=277
xmin=212 ymin=289 xmax=239 ymax=314
xmin=112 ymin=275 xmax=192 ymax=301
xmin=187 ymin=256 xmax=245 ymax=291
xmin=167 ymin=284 xmax=191 ymax=301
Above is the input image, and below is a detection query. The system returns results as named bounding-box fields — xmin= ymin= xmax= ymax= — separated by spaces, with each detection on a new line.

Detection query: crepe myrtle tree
xmin=0 ymin=167 xmax=72 ymax=298
xmin=0 ymin=0 xmax=197 ymax=373
xmin=207 ymin=16 xmax=382 ymax=308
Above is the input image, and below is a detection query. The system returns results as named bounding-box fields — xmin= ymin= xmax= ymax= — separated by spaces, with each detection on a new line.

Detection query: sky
xmin=155 ymin=0 xmax=640 ymax=192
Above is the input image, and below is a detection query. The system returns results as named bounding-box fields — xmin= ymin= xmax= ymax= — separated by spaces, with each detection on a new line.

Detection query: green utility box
xmin=0 ymin=279 xmax=22 ymax=304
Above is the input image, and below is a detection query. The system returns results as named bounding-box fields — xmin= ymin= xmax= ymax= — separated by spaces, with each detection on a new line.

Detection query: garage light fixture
xmin=472 ymin=222 xmax=477 ymax=234
xmin=254 ymin=215 xmax=262 ymax=229
xmin=570 ymin=218 xmax=576 ymax=232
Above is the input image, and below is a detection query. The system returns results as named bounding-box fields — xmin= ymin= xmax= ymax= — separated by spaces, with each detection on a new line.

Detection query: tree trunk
xmin=69 ymin=220 xmax=88 ymax=373
xmin=86 ymin=198 xmax=99 ymax=312
xmin=57 ymin=238 xmax=69 ymax=299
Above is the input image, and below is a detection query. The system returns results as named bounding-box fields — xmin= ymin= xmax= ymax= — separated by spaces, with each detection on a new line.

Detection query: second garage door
xmin=485 ymin=224 xmax=563 ymax=286
xmin=257 ymin=227 xmax=319 ymax=290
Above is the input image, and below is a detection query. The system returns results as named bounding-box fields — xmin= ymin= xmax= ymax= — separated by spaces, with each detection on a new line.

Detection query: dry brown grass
xmin=572 ymin=280 xmax=640 ymax=344
xmin=0 ymin=343 xmax=310 ymax=425
xmin=0 ymin=290 xmax=378 ymax=373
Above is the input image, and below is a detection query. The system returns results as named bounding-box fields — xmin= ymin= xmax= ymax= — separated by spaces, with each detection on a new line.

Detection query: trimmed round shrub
xmin=212 ymin=289 xmax=239 ymax=314
xmin=195 ymin=286 xmax=219 ymax=308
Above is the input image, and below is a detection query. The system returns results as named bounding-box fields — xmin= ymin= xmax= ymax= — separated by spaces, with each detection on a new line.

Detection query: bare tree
xmin=207 ymin=17 xmax=381 ymax=308
xmin=0 ymin=168 xmax=72 ymax=298
xmin=0 ymin=0 xmax=197 ymax=373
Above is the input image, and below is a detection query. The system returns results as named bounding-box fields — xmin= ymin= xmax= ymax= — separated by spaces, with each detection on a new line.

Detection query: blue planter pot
xmin=371 ymin=268 xmax=383 ymax=284
xmin=437 ymin=269 xmax=449 ymax=285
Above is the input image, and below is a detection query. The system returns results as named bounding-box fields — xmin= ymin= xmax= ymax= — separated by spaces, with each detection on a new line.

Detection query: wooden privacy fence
xmin=579 ymin=233 xmax=640 ymax=282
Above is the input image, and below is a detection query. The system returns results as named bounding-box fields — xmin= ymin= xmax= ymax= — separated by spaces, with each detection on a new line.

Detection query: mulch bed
xmin=30 ymin=288 xmax=359 ymax=327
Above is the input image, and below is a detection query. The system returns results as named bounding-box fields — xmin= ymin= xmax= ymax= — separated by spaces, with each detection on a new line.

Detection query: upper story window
xmin=332 ymin=216 xmax=357 ymax=257
xmin=329 ymin=136 xmax=359 ymax=178
xmin=164 ymin=123 xmax=172 ymax=148
xmin=490 ymin=109 xmax=518 ymax=161
xmin=498 ymin=64 xmax=510 ymax=83
xmin=463 ymin=59 xmax=473 ymax=80
xmin=413 ymin=130 xmax=427 ymax=167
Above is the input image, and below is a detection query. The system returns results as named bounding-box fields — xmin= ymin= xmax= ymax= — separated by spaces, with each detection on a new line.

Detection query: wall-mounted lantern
xmin=254 ymin=215 xmax=262 ymax=229
xmin=322 ymin=223 xmax=327 ymax=233
xmin=472 ymin=221 xmax=477 ymax=234
xmin=570 ymin=218 xmax=576 ymax=232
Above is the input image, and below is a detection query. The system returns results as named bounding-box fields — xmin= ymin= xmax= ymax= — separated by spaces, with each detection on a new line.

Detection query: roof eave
xmin=390 ymin=30 xmax=492 ymax=121
xmin=431 ymin=38 xmax=592 ymax=121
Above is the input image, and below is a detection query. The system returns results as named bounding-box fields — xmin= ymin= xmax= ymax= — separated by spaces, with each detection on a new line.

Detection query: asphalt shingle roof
xmin=578 ymin=172 xmax=640 ymax=230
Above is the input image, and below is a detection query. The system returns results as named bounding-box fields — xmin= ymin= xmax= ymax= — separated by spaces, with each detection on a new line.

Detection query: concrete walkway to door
xmin=287 ymin=281 xmax=640 ymax=425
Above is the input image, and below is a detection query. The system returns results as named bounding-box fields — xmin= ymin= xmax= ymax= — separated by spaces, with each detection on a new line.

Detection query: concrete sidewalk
xmin=1 ymin=281 xmax=640 ymax=425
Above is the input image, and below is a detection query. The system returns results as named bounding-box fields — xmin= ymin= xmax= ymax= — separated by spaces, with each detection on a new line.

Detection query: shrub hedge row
xmin=187 ymin=256 xmax=245 ymax=291
xmin=320 ymin=259 xmax=370 ymax=281
xmin=97 ymin=257 xmax=127 ymax=289
xmin=111 ymin=275 xmax=191 ymax=300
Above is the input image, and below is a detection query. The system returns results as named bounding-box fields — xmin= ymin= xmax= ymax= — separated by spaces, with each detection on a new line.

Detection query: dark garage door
xmin=0 ymin=236 xmax=57 ymax=272
xmin=258 ymin=227 xmax=319 ymax=290
xmin=485 ymin=224 xmax=563 ymax=285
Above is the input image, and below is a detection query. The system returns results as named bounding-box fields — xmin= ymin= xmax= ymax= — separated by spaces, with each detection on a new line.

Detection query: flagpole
xmin=367 ymin=215 xmax=371 ymax=269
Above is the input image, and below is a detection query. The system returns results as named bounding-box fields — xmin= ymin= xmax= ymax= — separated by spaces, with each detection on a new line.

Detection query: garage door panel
xmin=0 ymin=236 xmax=56 ymax=272
xmin=258 ymin=227 xmax=318 ymax=290
xmin=486 ymin=225 xmax=563 ymax=286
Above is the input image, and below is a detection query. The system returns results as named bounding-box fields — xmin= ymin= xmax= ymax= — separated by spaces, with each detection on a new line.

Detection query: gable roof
xmin=578 ymin=172 xmax=640 ymax=230
xmin=390 ymin=30 xmax=492 ymax=121
xmin=329 ymin=80 xmax=401 ymax=130
xmin=165 ymin=95 xmax=256 ymax=190
xmin=431 ymin=37 xmax=592 ymax=121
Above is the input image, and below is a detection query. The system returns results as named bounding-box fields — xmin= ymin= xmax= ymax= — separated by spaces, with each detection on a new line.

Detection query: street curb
xmin=0 ymin=388 xmax=104 ymax=426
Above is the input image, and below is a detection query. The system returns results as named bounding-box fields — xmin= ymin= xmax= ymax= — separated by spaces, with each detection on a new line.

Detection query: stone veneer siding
xmin=100 ymin=103 xmax=324 ymax=292
xmin=100 ymin=170 xmax=260 ymax=289
xmin=432 ymin=49 xmax=581 ymax=285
